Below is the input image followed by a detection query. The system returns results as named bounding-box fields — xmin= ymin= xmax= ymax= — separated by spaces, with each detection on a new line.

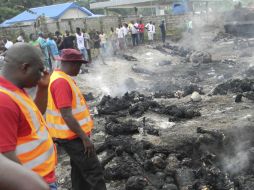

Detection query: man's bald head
xmin=2 ymin=43 xmax=45 ymax=88
xmin=4 ymin=43 xmax=43 ymax=67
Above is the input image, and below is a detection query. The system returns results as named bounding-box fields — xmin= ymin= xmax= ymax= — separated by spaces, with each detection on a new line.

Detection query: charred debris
xmin=92 ymin=89 xmax=254 ymax=190
xmin=76 ymin=30 xmax=254 ymax=190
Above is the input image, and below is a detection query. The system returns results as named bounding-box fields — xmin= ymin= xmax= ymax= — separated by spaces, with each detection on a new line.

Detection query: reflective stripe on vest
xmin=48 ymin=116 xmax=91 ymax=130
xmin=16 ymin=130 xmax=48 ymax=155
xmin=0 ymin=86 xmax=56 ymax=176
xmin=46 ymin=104 xmax=87 ymax=117
xmin=23 ymin=145 xmax=54 ymax=169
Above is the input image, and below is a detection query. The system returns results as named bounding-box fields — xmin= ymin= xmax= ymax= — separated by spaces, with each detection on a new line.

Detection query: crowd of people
xmin=0 ymin=20 xmax=168 ymax=68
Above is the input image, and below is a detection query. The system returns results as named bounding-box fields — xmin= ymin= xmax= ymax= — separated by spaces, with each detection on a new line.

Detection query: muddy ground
xmin=56 ymin=28 xmax=254 ymax=190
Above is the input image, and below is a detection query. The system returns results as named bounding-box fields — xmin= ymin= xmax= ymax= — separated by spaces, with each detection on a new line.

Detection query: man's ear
xmin=20 ymin=62 xmax=30 ymax=73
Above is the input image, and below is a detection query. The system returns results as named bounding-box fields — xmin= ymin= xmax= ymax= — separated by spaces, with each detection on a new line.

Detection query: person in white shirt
xmin=123 ymin=23 xmax=129 ymax=48
xmin=99 ymin=31 xmax=107 ymax=54
xmin=130 ymin=21 xmax=138 ymax=46
xmin=3 ymin=38 xmax=13 ymax=50
xmin=145 ymin=21 xmax=154 ymax=43
xmin=17 ymin=33 xmax=25 ymax=43
xmin=123 ymin=23 xmax=129 ymax=37
xmin=187 ymin=20 xmax=193 ymax=33
xmin=75 ymin=27 xmax=88 ymax=61
xmin=117 ymin=24 xmax=125 ymax=50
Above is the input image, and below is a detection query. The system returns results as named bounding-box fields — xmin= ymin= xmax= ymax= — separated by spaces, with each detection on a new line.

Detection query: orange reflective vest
xmin=46 ymin=70 xmax=93 ymax=139
xmin=0 ymin=86 xmax=56 ymax=178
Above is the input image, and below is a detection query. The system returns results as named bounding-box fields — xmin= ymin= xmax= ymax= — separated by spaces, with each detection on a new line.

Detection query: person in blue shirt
xmin=37 ymin=32 xmax=51 ymax=71
xmin=47 ymin=33 xmax=60 ymax=70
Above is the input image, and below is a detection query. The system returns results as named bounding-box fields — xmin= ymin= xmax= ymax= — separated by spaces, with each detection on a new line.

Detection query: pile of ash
xmin=97 ymin=125 xmax=254 ymax=190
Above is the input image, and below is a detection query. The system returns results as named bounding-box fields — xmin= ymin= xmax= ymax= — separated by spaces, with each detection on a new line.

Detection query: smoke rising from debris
xmin=223 ymin=143 xmax=250 ymax=175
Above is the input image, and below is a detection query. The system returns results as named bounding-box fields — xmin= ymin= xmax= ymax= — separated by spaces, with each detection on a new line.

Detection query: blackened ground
xmin=99 ymin=126 xmax=254 ymax=190
xmin=56 ymin=30 xmax=254 ymax=190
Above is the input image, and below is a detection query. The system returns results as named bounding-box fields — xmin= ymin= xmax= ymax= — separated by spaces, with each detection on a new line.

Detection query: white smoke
xmin=222 ymin=142 xmax=250 ymax=174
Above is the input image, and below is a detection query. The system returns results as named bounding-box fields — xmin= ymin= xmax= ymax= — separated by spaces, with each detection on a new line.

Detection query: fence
xmin=0 ymin=13 xmax=221 ymax=41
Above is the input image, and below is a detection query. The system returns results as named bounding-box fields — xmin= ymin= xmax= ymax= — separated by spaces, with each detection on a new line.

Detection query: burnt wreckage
xmin=92 ymin=90 xmax=254 ymax=190
xmin=56 ymin=39 xmax=254 ymax=190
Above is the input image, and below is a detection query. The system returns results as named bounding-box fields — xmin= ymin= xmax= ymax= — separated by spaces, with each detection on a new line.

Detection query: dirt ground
xmin=56 ymin=28 xmax=254 ymax=189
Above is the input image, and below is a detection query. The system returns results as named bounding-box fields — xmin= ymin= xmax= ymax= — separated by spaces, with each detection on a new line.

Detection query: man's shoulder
xmin=51 ymin=77 xmax=72 ymax=91
xmin=0 ymin=92 xmax=20 ymax=111
xmin=52 ymin=78 xmax=69 ymax=86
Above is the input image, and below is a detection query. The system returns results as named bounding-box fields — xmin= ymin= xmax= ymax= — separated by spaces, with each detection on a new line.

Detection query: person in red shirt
xmin=48 ymin=49 xmax=106 ymax=190
xmin=138 ymin=20 xmax=145 ymax=44
xmin=0 ymin=43 xmax=57 ymax=190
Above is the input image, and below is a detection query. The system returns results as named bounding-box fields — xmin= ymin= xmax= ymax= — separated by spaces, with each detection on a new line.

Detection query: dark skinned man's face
xmin=70 ymin=62 xmax=82 ymax=76
xmin=23 ymin=56 xmax=45 ymax=88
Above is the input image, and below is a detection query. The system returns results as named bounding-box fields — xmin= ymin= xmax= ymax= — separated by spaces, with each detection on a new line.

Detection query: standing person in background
xmin=38 ymin=32 xmax=51 ymax=71
xmin=134 ymin=21 xmax=140 ymax=44
xmin=115 ymin=25 xmax=121 ymax=48
xmin=17 ymin=32 xmax=25 ymax=43
xmin=115 ymin=25 xmax=120 ymax=38
xmin=109 ymin=27 xmax=117 ymax=55
xmin=99 ymin=31 xmax=107 ymax=54
xmin=29 ymin=34 xmax=40 ymax=48
xmin=128 ymin=21 xmax=133 ymax=31
xmin=46 ymin=49 xmax=107 ymax=190
xmin=62 ymin=30 xmax=75 ymax=49
xmin=130 ymin=21 xmax=138 ymax=46
xmin=75 ymin=27 xmax=88 ymax=62
xmin=93 ymin=31 xmax=105 ymax=64
xmin=2 ymin=37 xmax=13 ymax=51
xmin=47 ymin=33 xmax=60 ymax=69
xmin=145 ymin=21 xmax=154 ymax=44
xmin=117 ymin=24 xmax=125 ymax=50
xmin=187 ymin=20 xmax=193 ymax=34
xmin=92 ymin=30 xmax=101 ymax=56
xmin=138 ymin=20 xmax=145 ymax=44
xmin=159 ymin=20 xmax=166 ymax=44
xmin=83 ymin=30 xmax=92 ymax=63
xmin=152 ymin=22 xmax=156 ymax=41
xmin=55 ymin=31 xmax=63 ymax=52
xmin=123 ymin=23 xmax=129 ymax=47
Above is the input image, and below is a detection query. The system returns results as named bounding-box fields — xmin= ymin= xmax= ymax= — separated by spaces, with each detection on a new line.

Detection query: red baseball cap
xmin=57 ymin=49 xmax=88 ymax=63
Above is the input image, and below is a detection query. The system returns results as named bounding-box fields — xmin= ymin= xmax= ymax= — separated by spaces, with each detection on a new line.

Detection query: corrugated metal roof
xmin=0 ymin=20 xmax=12 ymax=28
xmin=0 ymin=2 xmax=95 ymax=27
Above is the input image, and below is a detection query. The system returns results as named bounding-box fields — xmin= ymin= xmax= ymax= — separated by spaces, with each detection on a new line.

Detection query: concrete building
xmin=90 ymin=0 xmax=224 ymax=16
xmin=0 ymin=2 xmax=96 ymax=28
xmin=90 ymin=0 xmax=171 ymax=16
